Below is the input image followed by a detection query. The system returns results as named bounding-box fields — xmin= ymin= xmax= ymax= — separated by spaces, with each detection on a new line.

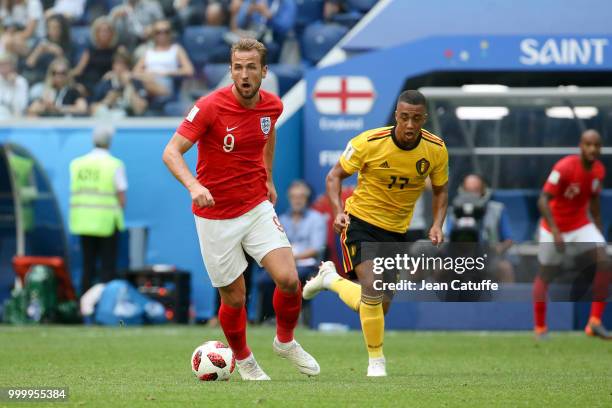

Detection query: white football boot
xmin=367 ymin=357 xmax=387 ymax=377
xmin=273 ymin=337 xmax=321 ymax=376
xmin=236 ymin=354 xmax=271 ymax=381
xmin=303 ymin=261 xmax=342 ymax=300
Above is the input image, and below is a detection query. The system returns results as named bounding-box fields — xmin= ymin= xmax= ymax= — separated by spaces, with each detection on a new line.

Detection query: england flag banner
xmin=312 ymin=76 xmax=376 ymax=115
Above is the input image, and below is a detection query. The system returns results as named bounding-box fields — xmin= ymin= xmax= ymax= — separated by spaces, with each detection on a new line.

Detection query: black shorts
xmin=340 ymin=214 xmax=412 ymax=280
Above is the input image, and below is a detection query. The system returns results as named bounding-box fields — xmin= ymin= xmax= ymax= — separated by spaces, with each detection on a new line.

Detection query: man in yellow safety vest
xmin=69 ymin=125 xmax=127 ymax=295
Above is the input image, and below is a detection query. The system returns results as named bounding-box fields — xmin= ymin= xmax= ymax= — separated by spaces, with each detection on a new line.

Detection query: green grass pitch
xmin=0 ymin=326 xmax=611 ymax=407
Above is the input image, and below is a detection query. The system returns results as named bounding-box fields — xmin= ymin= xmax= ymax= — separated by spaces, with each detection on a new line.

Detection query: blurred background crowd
xmin=0 ymin=0 xmax=377 ymax=118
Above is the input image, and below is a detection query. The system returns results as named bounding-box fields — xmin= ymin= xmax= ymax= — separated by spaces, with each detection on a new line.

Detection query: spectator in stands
xmin=44 ymin=0 xmax=85 ymax=22
xmin=27 ymin=56 xmax=88 ymax=116
xmin=0 ymin=0 xmax=45 ymax=56
xmin=228 ymin=0 xmax=296 ymax=63
xmin=91 ymin=50 xmax=148 ymax=118
xmin=159 ymin=0 xmax=226 ymax=36
xmin=71 ymin=16 xmax=125 ymax=94
xmin=132 ymin=19 xmax=194 ymax=99
xmin=257 ymin=180 xmax=327 ymax=322
xmin=323 ymin=0 xmax=346 ymax=21
xmin=446 ymin=174 xmax=515 ymax=282
xmin=281 ymin=180 xmax=327 ymax=267
xmin=0 ymin=51 xmax=28 ymax=119
xmin=206 ymin=0 xmax=231 ymax=26
xmin=24 ymin=13 xmax=72 ymax=85
xmin=110 ymin=0 xmax=164 ymax=51
xmin=171 ymin=0 xmax=205 ymax=28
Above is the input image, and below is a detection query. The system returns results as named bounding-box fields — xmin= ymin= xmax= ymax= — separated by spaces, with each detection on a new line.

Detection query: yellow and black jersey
xmin=339 ymin=125 xmax=448 ymax=233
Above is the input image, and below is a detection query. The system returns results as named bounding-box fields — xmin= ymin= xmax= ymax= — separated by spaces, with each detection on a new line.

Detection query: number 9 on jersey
xmin=223 ymin=134 xmax=235 ymax=152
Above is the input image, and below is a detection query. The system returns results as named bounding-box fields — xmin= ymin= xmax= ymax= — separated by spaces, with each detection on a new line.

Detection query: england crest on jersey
xmin=260 ymin=117 xmax=271 ymax=135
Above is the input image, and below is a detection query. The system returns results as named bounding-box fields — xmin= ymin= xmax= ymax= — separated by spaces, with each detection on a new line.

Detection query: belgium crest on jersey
xmin=416 ymin=158 xmax=430 ymax=175
xmin=260 ymin=117 xmax=271 ymax=135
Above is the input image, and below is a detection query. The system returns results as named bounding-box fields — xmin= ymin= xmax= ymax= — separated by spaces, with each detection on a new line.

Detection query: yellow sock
xmin=330 ymin=278 xmax=361 ymax=312
xmin=359 ymin=300 xmax=384 ymax=358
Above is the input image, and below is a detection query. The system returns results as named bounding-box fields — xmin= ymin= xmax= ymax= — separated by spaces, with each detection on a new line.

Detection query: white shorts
xmin=194 ymin=200 xmax=291 ymax=287
xmin=537 ymin=223 xmax=606 ymax=266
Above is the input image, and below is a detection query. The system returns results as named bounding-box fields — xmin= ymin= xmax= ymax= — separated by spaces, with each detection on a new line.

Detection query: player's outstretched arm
xmin=326 ymin=162 xmax=352 ymax=234
xmin=162 ymin=132 xmax=215 ymax=208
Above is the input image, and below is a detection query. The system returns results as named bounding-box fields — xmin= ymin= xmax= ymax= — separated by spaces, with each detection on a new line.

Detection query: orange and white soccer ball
xmin=191 ymin=341 xmax=235 ymax=381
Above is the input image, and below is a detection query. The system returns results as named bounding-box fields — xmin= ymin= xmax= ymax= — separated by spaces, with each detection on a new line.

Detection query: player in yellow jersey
xmin=303 ymin=90 xmax=449 ymax=377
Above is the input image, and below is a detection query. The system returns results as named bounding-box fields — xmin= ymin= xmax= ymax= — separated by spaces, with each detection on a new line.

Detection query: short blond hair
xmin=90 ymin=16 xmax=117 ymax=48
xmin=231 ymin=38 xmax=267 ymax=67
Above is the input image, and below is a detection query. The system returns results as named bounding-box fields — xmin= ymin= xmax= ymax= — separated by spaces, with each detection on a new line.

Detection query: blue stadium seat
xmin=331 ymin=10 xmax=363 ymax=28
xmin=268 ymin=64 xmax=303 ymax=96
xmin=295 ymin=0 xmax=324 ymax=30
xmin=301 ymin=22 xmax=348 ymax=65
xmin=346 ymin=0 xmax=378 ymax=12
xmin=76 ymin=0 xmax=109 ymax=25
xmin=203 ymin=63 xmax=229 ymax=89
xmin=182 ymin=26 xmax=230 ymax=70
xmin=70 ymin=25 xmax=91 ymax=64
xmin=491 ymin=190 xmax=540 ymax=242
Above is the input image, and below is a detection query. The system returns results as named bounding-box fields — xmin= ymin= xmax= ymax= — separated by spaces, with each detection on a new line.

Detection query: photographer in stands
xmin=446 ymin=174 xmax=515 ymax=283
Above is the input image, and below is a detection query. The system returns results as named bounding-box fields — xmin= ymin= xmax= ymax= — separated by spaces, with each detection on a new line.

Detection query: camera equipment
xmin=450 ymin=192 xmax=488 ymax=242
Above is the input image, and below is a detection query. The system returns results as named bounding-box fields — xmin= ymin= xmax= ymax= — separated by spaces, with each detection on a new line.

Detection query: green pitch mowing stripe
xmin=0 ymin=326 xmax=610 ymax=407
